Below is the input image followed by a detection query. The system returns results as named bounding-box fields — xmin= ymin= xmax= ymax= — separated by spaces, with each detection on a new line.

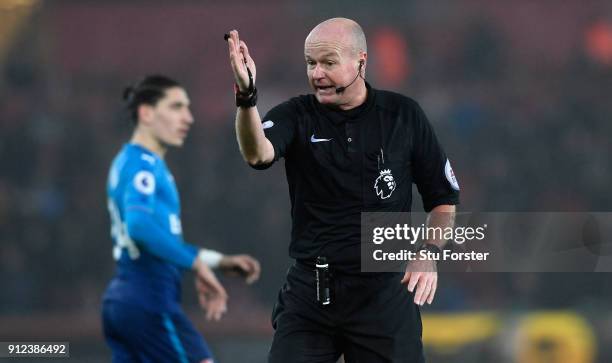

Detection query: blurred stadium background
xmin=1 ymin=0 xmax=612 ymax=362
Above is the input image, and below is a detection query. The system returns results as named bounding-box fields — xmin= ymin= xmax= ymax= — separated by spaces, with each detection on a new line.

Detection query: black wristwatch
xmin=418 ymin=242 xmax=442 ymax=255
xmin=234 ymin=65 xmax=257 ymax=108
xmin=235 ymin=86 xmax=258 ymax=108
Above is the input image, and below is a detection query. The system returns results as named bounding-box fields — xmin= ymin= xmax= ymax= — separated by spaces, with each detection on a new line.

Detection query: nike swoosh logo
xmin=310 ymin=134 xmax=333 ymax=143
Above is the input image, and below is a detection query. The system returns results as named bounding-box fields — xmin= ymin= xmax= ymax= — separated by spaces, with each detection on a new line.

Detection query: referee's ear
xmin=358 ymin=52 xmax=367 ymax=76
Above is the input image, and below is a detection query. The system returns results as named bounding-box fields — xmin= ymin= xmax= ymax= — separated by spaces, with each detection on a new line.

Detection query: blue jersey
xmin=103 ymin=143 xmax=199 ymax=313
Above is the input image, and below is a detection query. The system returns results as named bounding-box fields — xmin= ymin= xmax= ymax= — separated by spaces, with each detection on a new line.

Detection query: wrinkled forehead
xmin=304 ymin=43 xmax=355 ymax=62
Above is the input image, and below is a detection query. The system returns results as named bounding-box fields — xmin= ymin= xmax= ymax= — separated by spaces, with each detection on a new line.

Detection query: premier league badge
xmin=374 ymin=169 xmax=396 ymax=200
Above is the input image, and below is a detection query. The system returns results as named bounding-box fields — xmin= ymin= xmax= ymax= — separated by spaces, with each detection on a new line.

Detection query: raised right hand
xmin=226 ymin=30 xmax=257 ymax=93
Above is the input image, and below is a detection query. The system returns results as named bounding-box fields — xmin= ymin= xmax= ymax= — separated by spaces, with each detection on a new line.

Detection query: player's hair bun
xmin=123 ymin=86 xmax=135 ymax=102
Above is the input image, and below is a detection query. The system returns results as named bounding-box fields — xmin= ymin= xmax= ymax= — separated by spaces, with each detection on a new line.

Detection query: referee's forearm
xmin=424 ymin=204 xmax=456 ymax=249
xmin=235 ymin=106 xmax=273 ymax=164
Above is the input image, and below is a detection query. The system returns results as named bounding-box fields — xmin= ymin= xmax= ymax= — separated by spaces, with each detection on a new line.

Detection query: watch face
xmin=420 ymin=244 xmax=441 ymax=254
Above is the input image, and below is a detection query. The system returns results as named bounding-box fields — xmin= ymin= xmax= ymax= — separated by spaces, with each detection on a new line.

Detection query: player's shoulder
xmin=120 ymin=145 xmax=163 ymax=195
xmin=119 ymin=144 xmax=162 ymax=174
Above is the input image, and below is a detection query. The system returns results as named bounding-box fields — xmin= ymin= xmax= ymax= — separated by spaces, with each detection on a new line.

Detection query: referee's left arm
xmin=401 ymin=100 xmax=460 ymax=306
xmin=423 ymin=204 xmax=456 ymax=251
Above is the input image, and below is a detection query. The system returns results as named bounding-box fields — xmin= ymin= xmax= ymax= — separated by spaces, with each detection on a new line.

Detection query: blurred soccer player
xmin=102 ymin=75 xmax=261 ymax=363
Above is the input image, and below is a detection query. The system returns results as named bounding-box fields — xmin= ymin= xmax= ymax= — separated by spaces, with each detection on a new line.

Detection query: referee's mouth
xmin=315 ymin=85 xmax=335 ymax=94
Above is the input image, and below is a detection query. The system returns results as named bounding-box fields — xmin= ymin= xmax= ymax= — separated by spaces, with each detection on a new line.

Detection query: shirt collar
xmin=313 ymin=82 xmax=376 ymax=124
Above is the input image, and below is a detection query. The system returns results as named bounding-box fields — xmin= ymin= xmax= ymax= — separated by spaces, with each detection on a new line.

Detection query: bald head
xmin=304 ymin=18 xmax=368 ymax=109
xmin=305 ymin=18 xmax=367 ymax=56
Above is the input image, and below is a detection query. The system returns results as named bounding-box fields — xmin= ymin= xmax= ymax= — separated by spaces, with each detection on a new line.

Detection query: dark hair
xmin=122 ymin=75 xmax=182 ymax=124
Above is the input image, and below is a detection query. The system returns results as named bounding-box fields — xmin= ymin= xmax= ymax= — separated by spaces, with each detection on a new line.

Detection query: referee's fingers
xmin=427 ymin=277 xmax=438 ymax=304
xmin=228 ymin=37 xmax=236 ymax=60
xmin=407 ymin=272 xmax=421 ymax=293
xmin=240 ymin=41 xmax=256 ymax=76
xmin=240 ymin=40 xmax=250 ymax=64
xmin=412 ymin=275 xmax=428 ymax=304
xmin=228 ymin=31 xmax=240 ymax=63
xmin=419 ymin=277 xmax=433 ymax=305
xmin=400 ymin=271 xmax=412 ymax=285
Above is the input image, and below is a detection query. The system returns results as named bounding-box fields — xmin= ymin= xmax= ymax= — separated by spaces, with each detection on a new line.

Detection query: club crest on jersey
xmin=134 ymin=171 xmax=155 ymax=195
xmin=374 ymin=169 xmax=396 ymax=200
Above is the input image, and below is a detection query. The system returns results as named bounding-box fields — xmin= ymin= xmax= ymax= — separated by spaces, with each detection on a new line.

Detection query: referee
xmin=226 ymin=18 xmax=459 ymax=363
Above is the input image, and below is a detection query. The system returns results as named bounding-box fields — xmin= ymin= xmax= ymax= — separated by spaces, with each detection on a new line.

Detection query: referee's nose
xmin=311 ymin=64 xmax=326 ymax=81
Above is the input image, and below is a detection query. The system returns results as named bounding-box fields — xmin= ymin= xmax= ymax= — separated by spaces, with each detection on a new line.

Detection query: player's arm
xmin=121 ymin=168 xmax=231 ymax=270
xmin=126 ymin=213 xmax=259 ymax=320
xmin=122 ymin=206 xmax=227 ymax=320
xmin=183 ymin=243 xmax=260 ymax=284
xmin=124 ymin=208 xmax=199 ymax=268
xmin=122 ymin=167 xmax=200 ymax=269
xmin=226 ymin=30 xmax=275 ymax=166
xmin=124 ymin=195 xmax=260 ymax=282
xmin=188 ymin=245 xmax=260 ymax=321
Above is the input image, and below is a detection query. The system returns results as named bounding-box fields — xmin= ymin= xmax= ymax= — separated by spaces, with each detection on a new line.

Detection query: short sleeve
xmin=251 ymin=101 xmax=297 ymax=169
xmin=411 ymin=103 xmax=460 ymax=212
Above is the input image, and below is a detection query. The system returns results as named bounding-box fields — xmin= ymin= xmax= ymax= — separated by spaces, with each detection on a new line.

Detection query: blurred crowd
xmin=1 ymin=0 xmax=611 ymax=317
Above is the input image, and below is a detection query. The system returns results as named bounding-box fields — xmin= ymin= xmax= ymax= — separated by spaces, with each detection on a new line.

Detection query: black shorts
xmin=268 ymin=263 xmax=425 ymax=363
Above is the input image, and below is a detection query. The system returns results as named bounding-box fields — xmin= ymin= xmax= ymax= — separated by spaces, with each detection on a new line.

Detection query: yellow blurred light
xmin=422 ymin=312 xmax=501 ymax=353
xmin=517 ymin=311 xmax=596 ymax=363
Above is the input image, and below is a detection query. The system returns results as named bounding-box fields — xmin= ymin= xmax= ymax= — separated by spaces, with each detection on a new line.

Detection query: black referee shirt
xmin=254 ymin=83 xmax=460 ymax=273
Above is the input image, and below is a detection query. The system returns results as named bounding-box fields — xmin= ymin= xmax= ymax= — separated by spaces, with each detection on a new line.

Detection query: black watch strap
xmin=234 ymin=65 xmax=257 ymax=108
xmin=235 ymin=86 xmax=257 ymax=108
xmin=418 ymin=242 xmax=442 ymax=255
